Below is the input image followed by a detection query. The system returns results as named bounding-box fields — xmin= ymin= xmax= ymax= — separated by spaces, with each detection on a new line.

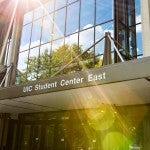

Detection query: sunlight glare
xmin=86 ymin=105 xmax=115 ymax=131
xmin=102 ymin=132 xmax=131 ymax=150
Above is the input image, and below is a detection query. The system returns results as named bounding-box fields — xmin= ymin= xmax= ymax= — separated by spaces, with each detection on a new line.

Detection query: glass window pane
xmin=135 ymin=0 xmax=143 ymax=40
xmin=52 ymin=38 xmax=64 ymax=51
xmin=51 ymin=38 xmax=64 ymax=75
xmin=66 ymin=2 xmax=79 ymax=35
xmin=21 ymin=125 xmax=31 ymax=149
xmin=136 ymin=0 xmax=141 ymax=26
xmin=79 ymin=28 xmax=95 ymax=70
xmin=41 ymin=14 xmax=53 ymax=44
xmin=95 ymin=22 xmax=114 ymax=56
xmin=43 ymin=1 xmax=55 ymax=15
xmin=53 ymin=8 xmax=66 ymax=39
xmin=135 ymin=0 xmax=141 ymax=17
xmin=40 ymin=43 xmax=51 ymax=55
xmin=67 ymin=0 xmax=77 ymax=4
xmin=136 ymin=24 xmax=143 ymax=56
xmin=23 ymin=11 xmax=33 ymax=25
xmin=30 ymin=19 xmax=42 ymax=48
xmin=80 ymin=0 xmax=94 ymax=30
xmin=55 ymin=0 xmax=67 ymax=10
xmin=65 ymin=34 xmax=79 ymax=71
xmin=20 ymin=24 xmax=32 ymax=51
xmin=29 ymin=47 xmax=39 ymax=58
xmin=55 ymin=124 xmax=68 ymax=150
xmin=33 ymin=6 xmax=43 ymax=20
xmin=27 ymin=47 xmax=39 ymax=81
xmin=136 ymin=15 xmax=141 ymax=24
xmin=96 ymin=0 xmax=113 ymax=24
xmin=39 ymin=43 xmax=51 ymax=79
xmin=128 ymin=0 xmax=137 ymax=26
xmin=79 ymin=28 xmax=94 ymax=50
xmin=65 ymin=33 xmax=78 ymax=45
xmin=18 ymin=51 xmax=29 ymax=72
xmin=44 ymin=125 xmax=55 ymax=149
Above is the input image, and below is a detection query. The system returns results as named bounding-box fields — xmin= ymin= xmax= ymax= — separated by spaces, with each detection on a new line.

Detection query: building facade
xmin=0 ymin=0 xmax=150 ymax=149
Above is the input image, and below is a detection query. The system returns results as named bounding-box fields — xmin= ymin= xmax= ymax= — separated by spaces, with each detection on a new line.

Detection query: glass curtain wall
xmin=17 ymin=0 xmax=114 ymax=83
xmin=17 ymin=0 xmax=142 ymax=84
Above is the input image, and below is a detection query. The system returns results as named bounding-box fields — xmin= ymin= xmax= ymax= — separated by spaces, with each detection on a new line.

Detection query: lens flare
xmin=102 ymin=132 xmax=131 ymax=150
xmin=86 ymin=105 xmax=115 ymax=131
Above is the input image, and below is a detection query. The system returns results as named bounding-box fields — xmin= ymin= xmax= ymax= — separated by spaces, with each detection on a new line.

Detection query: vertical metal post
xmin=5 ymin=14 xmax=23 ymax=87
xmin=102 ymin=32 xmax=112 ymax=65
xmin=0 ymin=0 xmax=18 ymax=65
xmin=107 ymin=34 xmax=124 ymax=62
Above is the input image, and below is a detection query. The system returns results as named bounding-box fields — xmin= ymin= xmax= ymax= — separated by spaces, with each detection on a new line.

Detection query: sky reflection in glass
xmin=96 ymin=0 xmax=113 ymax=24
xmin=80 ymin=0 xmax=94 ymax=30
xmin=20 ymin=24 xmax=32 ymax=51
xmin=18 ymin=51 xmax=29 ymax=72
xmin=30 ymin=19 xmax=42 ymax=48
xmin=23 ymin=11 xmax=33 ymax=25
xmin=53 ymin=8 xmax=66 ymax=39
xmin=66 ymin=2 xmax=79 ymax=35
xmin=41 ymin=14 xmax=53 ymax=44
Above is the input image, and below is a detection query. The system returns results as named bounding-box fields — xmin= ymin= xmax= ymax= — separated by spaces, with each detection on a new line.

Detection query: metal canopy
xmin=0 ymin=57 xmax=150 ymax=100
xmin=0 ymin=78 xmax=150 ymax=116
xmin=0 ymin=57 xmax=150 ymax=115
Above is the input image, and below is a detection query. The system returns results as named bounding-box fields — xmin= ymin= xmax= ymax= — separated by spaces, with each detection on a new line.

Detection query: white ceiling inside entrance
xmin=0 ymin=78 xmax=150 ymax=116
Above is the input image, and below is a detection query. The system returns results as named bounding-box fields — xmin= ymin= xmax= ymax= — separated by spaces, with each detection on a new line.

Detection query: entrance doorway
xmin=19 ymin=121 xmax=98 ymax=150
xmin=17 ymin=107 xmax=146 ymax=150
xmin=18 ymin=110 xmax=101 ymax=150
xmin=20 ymin=124 xmax=42 ymax=150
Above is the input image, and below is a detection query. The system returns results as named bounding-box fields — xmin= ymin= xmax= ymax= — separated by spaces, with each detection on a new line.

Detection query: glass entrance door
xmin=54 ymin=124 xmax=70 ymax=150
xmin=20 ymin=125 xmax=31 ymax=150
xmin=44 ymin=124 xmax=55 ymax=150
xmin=72 ymin=122 xmax=97 ymax=150
xmin=20 ymin=121 xmax=98 ymax=150
xmin=18 ymin=107 xmax=148 ymax=150
xmin=30 ymin=125 xmax=42 ymax=150
xmin=20 ymin=124 xmax=42 ymax=150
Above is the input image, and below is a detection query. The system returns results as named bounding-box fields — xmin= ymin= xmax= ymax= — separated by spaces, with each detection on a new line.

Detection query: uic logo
xmin=23 ymin=86 xmax=33 ymax=92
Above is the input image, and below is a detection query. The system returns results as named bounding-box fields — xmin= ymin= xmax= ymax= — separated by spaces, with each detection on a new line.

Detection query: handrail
xmin=110 ymin=36 xmax=135 ymax=60
xmin=0 ymin=64 xmax=13 ymax=87
xmin=1 ymin=33 xmax=134 ymax=86
xmin=52 ymin=33 xmax=132 ymax=77
xmin=107 ymin=34 xmax=124 ymax=62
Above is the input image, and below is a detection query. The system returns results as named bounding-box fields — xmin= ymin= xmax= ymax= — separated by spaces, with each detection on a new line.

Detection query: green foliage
xmin=19 ymin=44 xmax=102 ymax=83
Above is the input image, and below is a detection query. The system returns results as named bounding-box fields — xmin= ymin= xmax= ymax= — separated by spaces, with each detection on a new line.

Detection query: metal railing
xmin=0 ymin=64 xmax=13 ymax=87
xmin=0 ymin=32 xmax=134 ymax=87
xmin=52 ymin=32 xmax=133 ymax=77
